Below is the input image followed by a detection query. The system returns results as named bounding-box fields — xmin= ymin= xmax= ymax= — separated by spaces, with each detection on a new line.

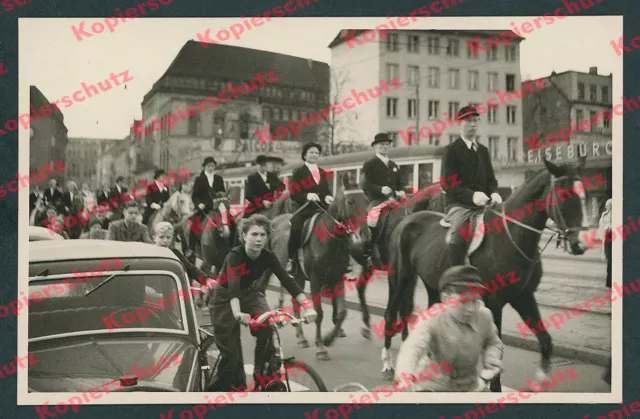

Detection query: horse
xmin=268 ymin=174 xmax=371 ymax=360
xmin=381 ymin=158 xmax=589 ymax=391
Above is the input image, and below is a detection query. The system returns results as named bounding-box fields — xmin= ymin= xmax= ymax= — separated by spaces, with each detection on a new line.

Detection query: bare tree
xmin=320 ymin=69 xmax=360 ymax=155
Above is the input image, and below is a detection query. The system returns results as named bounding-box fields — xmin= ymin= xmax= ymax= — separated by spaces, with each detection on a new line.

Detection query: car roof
xmin=29 ymin=226 xmax=65 ymax=241
xmin=29 ymin=240 xmax=179 ymax=264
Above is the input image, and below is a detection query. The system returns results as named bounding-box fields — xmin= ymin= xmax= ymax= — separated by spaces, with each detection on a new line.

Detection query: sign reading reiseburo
xmin=497 ymin=139 xmax=612 ymax=168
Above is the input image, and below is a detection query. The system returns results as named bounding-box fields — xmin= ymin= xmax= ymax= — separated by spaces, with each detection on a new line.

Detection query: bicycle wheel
xmin=199 ymin=327 xmax=220 ymax=388
xmin=283 ymin=360 xmax=328 ymax=392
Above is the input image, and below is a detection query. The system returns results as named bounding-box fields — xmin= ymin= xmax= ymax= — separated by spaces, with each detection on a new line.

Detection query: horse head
xmin=539 ymin=158 xmax=590 ymax=255
xmin=331 ymin=174 xmax=371 ymax=253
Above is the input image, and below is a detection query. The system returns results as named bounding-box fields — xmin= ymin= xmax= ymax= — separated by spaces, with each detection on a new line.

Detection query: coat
xmin=106 ymin=220 xmax=153 ymax=243
xmin=245 ymin=171 xmax=285 ymax=213
xmin=442 ymin=138 xmax=498 ymax=210
xmin=191 ymin=171 xmax=226 ymax=212
xmin=361 ymin=155 xmax=403 ymax=206
xmin=43 ymin=188 xmax=65 ymax=214
xmin=289 ymin=164 xmax=333 ymax=218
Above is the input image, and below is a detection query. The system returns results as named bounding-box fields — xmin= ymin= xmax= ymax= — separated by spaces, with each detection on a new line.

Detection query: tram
xmin=222 ymin=145 xmax=446 ymax=211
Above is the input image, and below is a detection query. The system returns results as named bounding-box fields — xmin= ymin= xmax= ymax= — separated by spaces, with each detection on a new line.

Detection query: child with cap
xmin=394 ymin=265 xmax=504 ymax=392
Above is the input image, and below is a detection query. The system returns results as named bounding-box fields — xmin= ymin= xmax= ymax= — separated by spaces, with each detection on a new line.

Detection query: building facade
xmin=134 ymin=41 xmax=330 ymax=177
xmin=520 ymin=67 xmax=612 ymax=225
xmin=328 ymin=29 xmax=525 ymax=179
xmin=30 ymin=86 xmax=69 ymax=186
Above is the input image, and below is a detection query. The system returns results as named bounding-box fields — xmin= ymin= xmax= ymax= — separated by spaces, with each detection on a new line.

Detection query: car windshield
xmin=29 ymin=273 xmax=187 ymax=340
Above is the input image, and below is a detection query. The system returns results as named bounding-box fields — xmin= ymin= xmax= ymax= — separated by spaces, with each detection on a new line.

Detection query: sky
xmin=20 ymin=16 xmax=620 ymax=140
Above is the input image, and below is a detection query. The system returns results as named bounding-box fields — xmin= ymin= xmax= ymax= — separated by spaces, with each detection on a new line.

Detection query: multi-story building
xmin=30 ymin=86 xmax=69 ymax=186
xmin=65 ymin=138 xmax=114 ymax=188
xmin=328 ymin=30 xmax=524 ymax=179
xmin=521 ymin=67 xmax=613 ymax=224
xmin=135 ymin=41 xmax=330 ymax=177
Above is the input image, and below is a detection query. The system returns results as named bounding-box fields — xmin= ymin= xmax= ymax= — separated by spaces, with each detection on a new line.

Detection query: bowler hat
xmin=202 ymin=156 xmax=217 ymax=167
xmin=154 ymin=169 xmax=166 ymax=179
xmin=455 ymin=106 xmax=480 ymax=122
xmin=266 ymin=155 xmax=285 ymax=164
xmin=371 ymin=133 xmax=392 ymax=147
xmin=301 ymin=142 xmax=322 ymax=161
xmin=438 ymin=265 xmax=487 ymax=293
xmin=255 ymin=155 xmax=268 ymax=165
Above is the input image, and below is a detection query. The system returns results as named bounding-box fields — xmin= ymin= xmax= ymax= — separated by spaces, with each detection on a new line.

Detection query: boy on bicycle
xmin=395 ymin=265 xmax=504 ymax=392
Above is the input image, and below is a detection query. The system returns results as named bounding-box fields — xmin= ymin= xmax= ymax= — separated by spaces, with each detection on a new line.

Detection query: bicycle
xmin=198 ymin=308 xmax=328 ymax=392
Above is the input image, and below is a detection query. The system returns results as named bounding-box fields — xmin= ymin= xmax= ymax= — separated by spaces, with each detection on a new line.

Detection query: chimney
xmin=589 ymin=66 xmax=598 ymax=75
xmin=307 ymin=58 xmax=313 ymax=69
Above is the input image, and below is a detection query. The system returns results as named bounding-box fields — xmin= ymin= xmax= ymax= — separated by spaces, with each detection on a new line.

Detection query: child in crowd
xmin=395 ymin=265 xmax=504 ymax=392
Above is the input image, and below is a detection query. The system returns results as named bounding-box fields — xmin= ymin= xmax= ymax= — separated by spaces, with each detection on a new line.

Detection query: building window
xmin=576 ymin=109 xmax=584 ymax=124
xmin=488 ymin=45 xmax=498 ymax=61
xmin=418 ymin=163 xmax=433 ymax=188
xmin=506 ymin=74 xmax=516 ymax=91
xmin=446 ymin=39 xmax=459 ymax=56
xmin=387 ymin=33 xmax=399 ymax=51
xmin=505 ymin=45 xmax=517 ymax=61
xmin=468 ymin=71 xmax=479 ymax=90
xmin=448 ymin=101 xmax=460 ymax=119
xmin=488 ymin=136 xmax=500 ymax=159
xmin=578 ymin=83 xmax=585 ymax=100
xmin=262 ymin=106 xmax=271 ymax=121
xmin=388 ymin=131 xmax=399 ymax=146
xmin=239 ymin=112 xmax=251 ymax=139
xmin=408 ymin=66 xmax=420 ymax=85
xmin=603 ymin=110 xmax=611 ymax=129
xmin=188 ymin=112 xmax=201 ymax=136
xmin=408 ymin=99 xmax=418 ymax=118
xmin=589 ymin=111 xmax=597 ymax=131
xmin=488 ymin=105 xmax=498 ymax=124
xmin=602 ymin=86 xmax=609 ymax=103
xmin=506 ymin=106 xmax=517 ymax=124
xmin=507 ymin=137 xmax=518 ymax=160
xmin=387 ymin=63 xmax=399 ymax=81
xmin=386 ymin=98 xmax=398 ymax=117
xmin=427 ymin=37 xmax=439 ymax=55
xmin=449 ymin=69 xmax=460 ymax=89
xmin=488 ymin=72 xmax=498 ymax=92
xmin=398 ymin=164 xmax=415 ymax=190
xmin=428 ymin=67 xmax=440 ymax=88
xmin=407 ymin=35 xmax=420 ymax=53
xmin=590 ymin=84 xmax=597 ymax=101
xmin=429 ymin=134 xmax=441 ymax=145
xmin=467 ymin=39 xmax=479 ymax=58
xmin=428 ymin=100 xmax=440 ymax=120
xmin=449 ymin=135 xmax=457 ymax=144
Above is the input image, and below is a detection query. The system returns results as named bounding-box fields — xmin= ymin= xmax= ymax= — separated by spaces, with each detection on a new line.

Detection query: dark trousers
xmin=208 ymin=286 xmax=275 ymax=391
xmin=287 ymin=204 xmax=322 ymax=259
xmin=605 ymin=232 xmax=612 ymax=288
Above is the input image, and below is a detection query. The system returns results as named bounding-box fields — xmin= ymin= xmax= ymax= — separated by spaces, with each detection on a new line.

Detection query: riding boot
xmin=448 ymin=242 xmax=468 ymax=266
xmin=366 ymin=226 xmax=381 ymax=268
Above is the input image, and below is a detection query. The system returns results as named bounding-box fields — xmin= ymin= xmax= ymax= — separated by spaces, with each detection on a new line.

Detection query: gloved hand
xmin=472 ymin=192 xmax=490 ymax=206
xmin=151 ymin=203 xmax=161 ymax=210
xmin=490 ymin=193 xmax=503 ymax=205
xmin=307 ymin=193 xmax=320 ymax=202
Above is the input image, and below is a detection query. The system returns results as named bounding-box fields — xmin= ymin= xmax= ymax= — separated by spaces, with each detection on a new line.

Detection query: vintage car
xmin=28 ymin=240 xmax=214 ymax=392
xmin=29 ymin=226 xmax=66 ymax=241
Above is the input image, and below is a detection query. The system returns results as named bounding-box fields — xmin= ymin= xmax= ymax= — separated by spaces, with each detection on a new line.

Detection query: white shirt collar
xmin=376 ymin=153 xmax=389 ymax=165
xmin=204 ymin=171 xmax=214 ymax=179
xmin=305 ymin=162 xmax=318 ymax=171
xmin=155 ymin=180 xmax=166 ymax=191
xmin=460 ymin=136 xmax=477 ymax=150
xmin=258 ymin=171 xmax=268 ymax=181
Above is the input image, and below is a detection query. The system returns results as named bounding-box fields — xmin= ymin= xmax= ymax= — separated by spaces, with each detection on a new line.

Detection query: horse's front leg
xmin=332 ymin=296 xmax=347 ymax=338
xmin=310 ymin=277 xmax=330 ymax=361
xmin=355 ymin=277 xmax=371 ymax=340
xmin=323 ymin=285 xmax=347 ymax=347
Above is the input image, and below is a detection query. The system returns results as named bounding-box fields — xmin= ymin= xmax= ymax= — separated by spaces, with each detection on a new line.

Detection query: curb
xmin=265 ymin=285 xmax=610 ymax=367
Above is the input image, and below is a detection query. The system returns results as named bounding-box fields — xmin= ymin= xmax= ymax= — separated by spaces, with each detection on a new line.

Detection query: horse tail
xmin=386 ymin=219 xmax=417 ymax=329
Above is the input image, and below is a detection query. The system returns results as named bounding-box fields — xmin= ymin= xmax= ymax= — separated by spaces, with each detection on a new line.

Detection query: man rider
xmin=442 ymin=105 xmax=502 ymax=266
xmin=142 ymin=169 xmax=171 ymax=225
xmin=285 ymin=143 xmax=334 ymax=274
xmin=245 ymin=155 xmax=285 ymax=215
xmin=361 ymin=133 xmax=406 ymax=266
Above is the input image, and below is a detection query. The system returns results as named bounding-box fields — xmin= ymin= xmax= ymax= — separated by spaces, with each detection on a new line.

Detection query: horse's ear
xmin=542 ymin=158 xmax=564 ymax=177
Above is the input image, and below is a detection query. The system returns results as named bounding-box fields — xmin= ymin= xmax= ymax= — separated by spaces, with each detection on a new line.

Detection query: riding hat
xmin=265 ymin=155 xmax=285 ymax=164
xmin=371 ymin=132 xmax=392 ymax=147
xmin=301 ymin=142 xmax=322 ymax=161
xmin=438 ymin=265 xmax=487 ymax=293
xmin=255 ymin=155 xmax=268 ymax=165
xmin=154 ymin=169 xmax=166 ymax=179
xmin=455 ymin=106 xmax=480 ymax=122
xmin=202 ymin=156 xmax=217 ymax=167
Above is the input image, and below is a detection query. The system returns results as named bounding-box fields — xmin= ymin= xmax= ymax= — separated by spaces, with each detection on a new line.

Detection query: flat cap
xmin=455 ymin=105 xmax=480 ymax=122
xmin=438 ymin=265 xmax=487 ymax=293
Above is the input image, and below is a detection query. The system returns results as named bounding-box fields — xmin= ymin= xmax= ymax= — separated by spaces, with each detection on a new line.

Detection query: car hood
xmin=28 ymin=337 xmax=197 ymax=392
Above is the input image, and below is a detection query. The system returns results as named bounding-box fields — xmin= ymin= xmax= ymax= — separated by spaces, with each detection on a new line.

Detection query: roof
xmin=29 ymin=240 xmax=179 ymax=264
xmin=328 ymin=29 xmax=525 ymax=49
xmin=144 ymin=41 xmax=330 ymax=105
xmin=30 ymin=86 xmax=66 ymax=127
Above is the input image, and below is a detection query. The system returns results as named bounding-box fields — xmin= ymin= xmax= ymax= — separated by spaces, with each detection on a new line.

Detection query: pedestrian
xmin=106 ymin=201 xmax=153 ymax=243
xmin=599 ymin=199 xmax=612 ymax=288
xmin=394 ymin=265 xmax=504 ymax=392
xmin=80 ymin=217 xmax=108 ymax=240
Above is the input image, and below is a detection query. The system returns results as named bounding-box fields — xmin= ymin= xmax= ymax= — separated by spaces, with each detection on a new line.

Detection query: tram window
xmin=227 ymin=185 xmax=241 ymax=203
xmin=336 ymin=169 xmax=358 ymax=190
xmin=398 ymin=165 xmax=415 ymax=191
xmin=417 ymin=163 xmax=434 ymax=189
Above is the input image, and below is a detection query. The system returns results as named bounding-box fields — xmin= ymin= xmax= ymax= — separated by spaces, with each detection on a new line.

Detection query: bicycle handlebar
xmin=245 ymin=309 xmax=310 ymax=328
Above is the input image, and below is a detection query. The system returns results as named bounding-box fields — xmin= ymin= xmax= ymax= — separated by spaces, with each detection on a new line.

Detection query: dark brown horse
xmin=268 ymin=175 xmax=371 ymax=360
xmin=381 ymin=159 xmax=589 ymax=391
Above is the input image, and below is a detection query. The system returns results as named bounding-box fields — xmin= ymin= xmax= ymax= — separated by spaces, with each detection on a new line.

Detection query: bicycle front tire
xmin=283 ymin=360 xmax=328 ymax=392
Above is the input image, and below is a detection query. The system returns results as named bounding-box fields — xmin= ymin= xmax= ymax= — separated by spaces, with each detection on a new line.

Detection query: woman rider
xmin=208 ymin=214 xmax=317 ymax=392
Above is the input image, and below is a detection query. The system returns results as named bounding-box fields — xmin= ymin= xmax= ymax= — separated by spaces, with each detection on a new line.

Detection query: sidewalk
xmin=265 ymin=267 xmax=611 ymax=366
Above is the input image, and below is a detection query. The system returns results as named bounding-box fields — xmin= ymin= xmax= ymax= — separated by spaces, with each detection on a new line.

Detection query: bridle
xmin=308 ymin=188 xmax=365 ymax=236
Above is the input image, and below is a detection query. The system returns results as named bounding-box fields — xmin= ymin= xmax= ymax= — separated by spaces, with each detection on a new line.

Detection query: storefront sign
xmin=235 ymin=139 xmax=273 ymax=153
xmin=497 ymin=139 xmax=612 ymax=168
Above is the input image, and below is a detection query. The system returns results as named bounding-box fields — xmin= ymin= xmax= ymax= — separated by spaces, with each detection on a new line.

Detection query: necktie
xmin=471 ymin=142 xmax=478 ymax=152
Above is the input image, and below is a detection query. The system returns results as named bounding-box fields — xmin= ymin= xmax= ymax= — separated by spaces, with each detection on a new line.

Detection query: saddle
xmin=295 ymin=213 xmax=322 ymax=278
xmin=441 ymin=210 xmax=487 ymax=258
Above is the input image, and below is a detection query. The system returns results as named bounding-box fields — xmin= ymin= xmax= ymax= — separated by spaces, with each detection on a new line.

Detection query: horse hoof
xmin=535 ymin=367 xmax=550 ymax=382
xmin=338 ymin=329 xmax=347 ymax=338
xmin=316 ymin=351 xmax=331 ymax=361
xmin=382 ymin=368 xmax=395 ymax=381
xmin=361 ymin=327 xmax=371 ymax=340
xmin=322 ymin=336 xmax=336 ymax=347
xmin=297 ymin=339 xmax=310 ymax=348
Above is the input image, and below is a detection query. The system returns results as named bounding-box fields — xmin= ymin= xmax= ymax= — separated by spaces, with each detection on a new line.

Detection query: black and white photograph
xmin=19 ymin=13 xmax=621 ymax=406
